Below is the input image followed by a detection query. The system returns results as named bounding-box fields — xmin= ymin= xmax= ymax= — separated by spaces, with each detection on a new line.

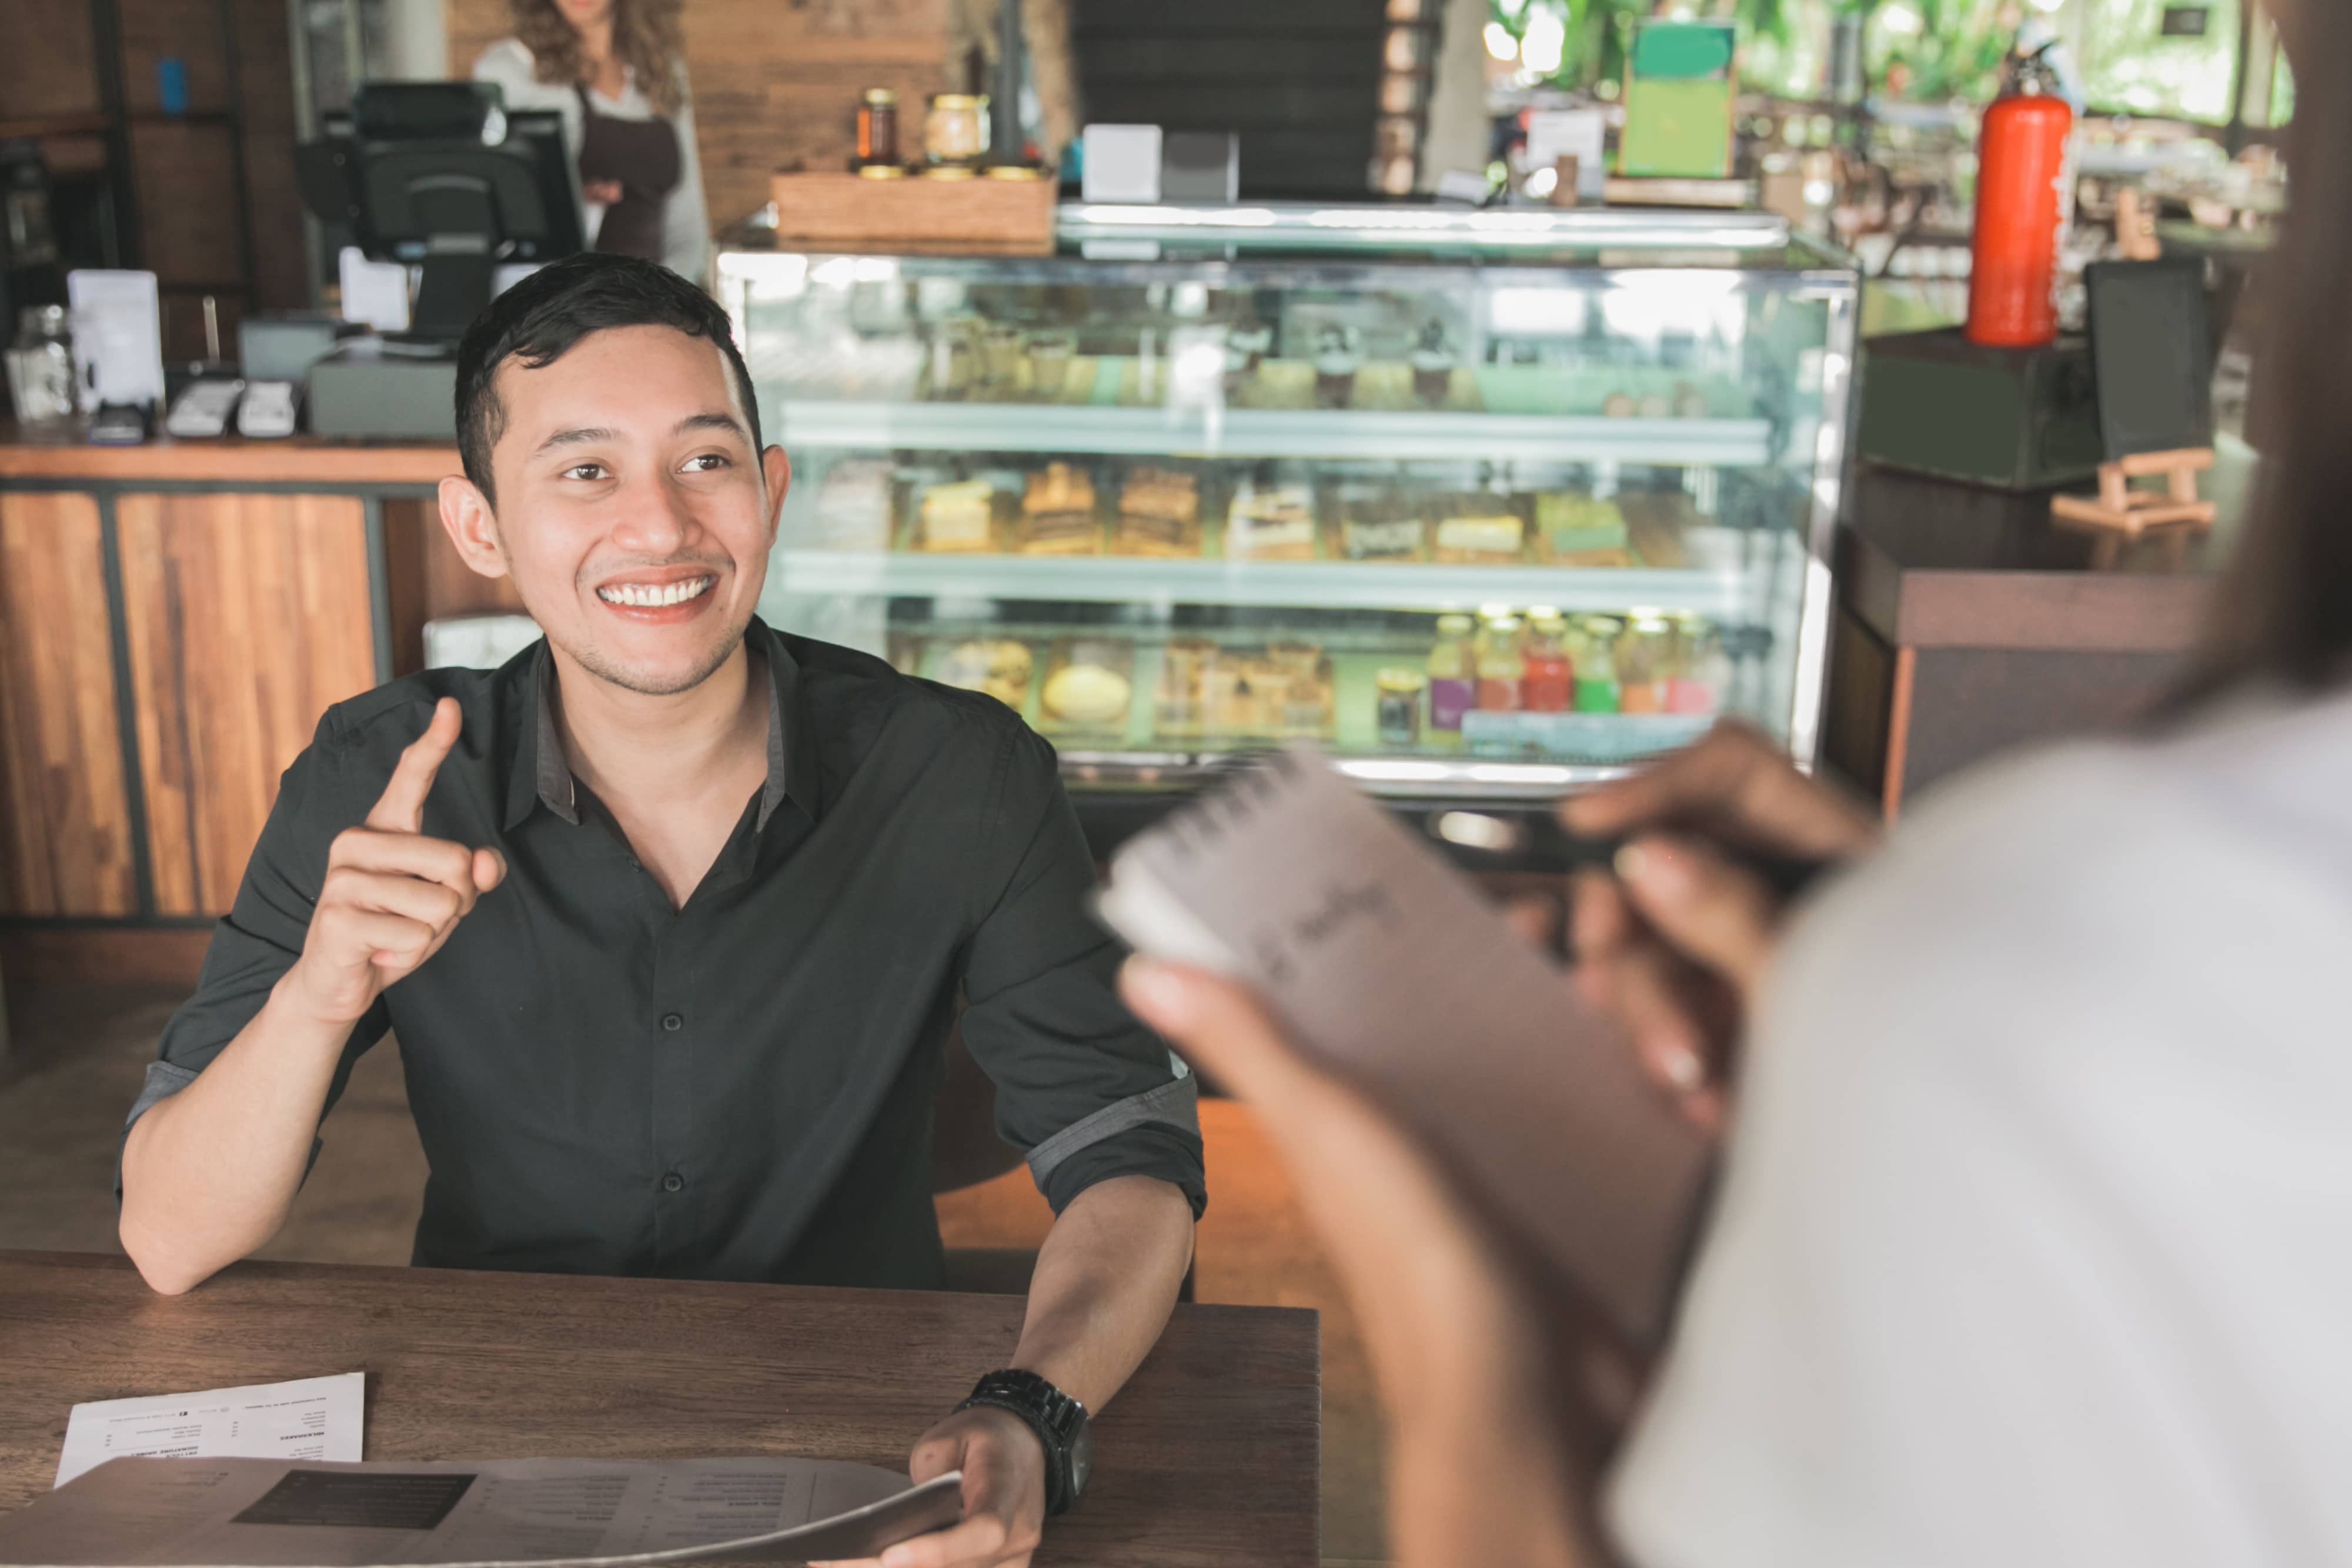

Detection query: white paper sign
xmin=54 ymin=1372 xmax=365 ymax=1489
xmin=1525 ymin=109 xmax=1608 ymax=198
xmin=338 ymin=246 xmax=412 ymax=332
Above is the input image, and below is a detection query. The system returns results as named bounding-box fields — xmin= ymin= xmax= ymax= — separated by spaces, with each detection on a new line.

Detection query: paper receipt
xmin=54 ymin=1372 xmax=363 ymax=1488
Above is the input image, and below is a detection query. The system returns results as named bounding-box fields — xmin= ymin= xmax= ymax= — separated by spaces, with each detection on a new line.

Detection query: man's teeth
xmin=597 ymin=577 xmax=713 ymax=608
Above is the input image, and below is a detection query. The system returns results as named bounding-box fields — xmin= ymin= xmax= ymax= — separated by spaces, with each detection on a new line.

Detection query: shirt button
xmin=660 ymin=1172 xmax=685 ymax=1194
xmin=661 ymin=1012 xmax=684 ymax=1032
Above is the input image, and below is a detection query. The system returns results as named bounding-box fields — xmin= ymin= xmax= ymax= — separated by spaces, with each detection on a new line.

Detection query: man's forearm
xmin=118 ymin=976 xmax=358 ymax=1295
xmin=1010 ymin=1175 xmax=1196 ymax=1412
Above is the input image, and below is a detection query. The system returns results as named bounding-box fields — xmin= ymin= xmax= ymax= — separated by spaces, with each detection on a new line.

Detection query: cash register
xmin=293 ymin=81 xmax=584 ymax=439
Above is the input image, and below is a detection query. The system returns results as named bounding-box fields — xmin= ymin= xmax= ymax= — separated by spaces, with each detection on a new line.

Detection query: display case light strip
xmin=1057 ymin=203 xmax=1789 ymax=252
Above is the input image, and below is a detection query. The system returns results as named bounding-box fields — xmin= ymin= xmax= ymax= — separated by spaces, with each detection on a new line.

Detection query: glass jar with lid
xmin=856 ymin=89 xmax=901 ymax=172
xmin=5 ymin=305 xmax=78 ymax=427
xmin=924 ymin=95 xmax=988 ymax=169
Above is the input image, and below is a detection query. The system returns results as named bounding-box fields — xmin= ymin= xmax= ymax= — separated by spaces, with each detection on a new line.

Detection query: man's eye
xmin=563 ymin=462 xmax=607 ymax=481
xmin=683 ymin=453 xmax=729 ymax=472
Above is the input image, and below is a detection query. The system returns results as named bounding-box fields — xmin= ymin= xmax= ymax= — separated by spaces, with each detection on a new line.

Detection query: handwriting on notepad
xmin=1251 ymin=880 xmax=1397 ymax=984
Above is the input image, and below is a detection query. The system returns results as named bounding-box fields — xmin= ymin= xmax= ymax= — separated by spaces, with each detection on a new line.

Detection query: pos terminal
xmin=294 ymin=82 xmax=584 ymax=439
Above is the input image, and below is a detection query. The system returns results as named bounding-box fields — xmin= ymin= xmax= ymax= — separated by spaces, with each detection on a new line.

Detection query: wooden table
xmin=0 ymin=1252 xmax=1320 ymax=1566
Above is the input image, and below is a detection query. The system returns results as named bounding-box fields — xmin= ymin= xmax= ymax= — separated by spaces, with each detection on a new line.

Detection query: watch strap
xmin=958 ymin=1369 xmax=1088 ymax=1516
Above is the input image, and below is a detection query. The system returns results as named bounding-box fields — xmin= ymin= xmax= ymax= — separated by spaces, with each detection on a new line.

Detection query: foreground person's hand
xmin=281 ymin=697 xmax=506 ymax=1027
xmin=1121 ymin=959 xmax=1605 ymax=1568
xmin=1559 ymin=721 xmax=1879 ymax=1131
xmin=818 ymin=1405 xmax=1045 ymax=1568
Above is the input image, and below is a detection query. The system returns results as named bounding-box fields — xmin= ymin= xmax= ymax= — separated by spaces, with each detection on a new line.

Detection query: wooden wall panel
xmin=129 ymin=121 xmax=246 ymax=287
xmin=0 ymin=494 xmax=138 ymax=918
xmin=233 ymin=0 xmax=312 ymax=311
xmin=118 ymin=0 xmax=232 ymax=116
xmin=116 ymin=493 xmax=380 ymax=917
xmin=445 ymin=0 xmax=951 ymax=238
xmin=0 ymin=0 xmax=103 ymax=122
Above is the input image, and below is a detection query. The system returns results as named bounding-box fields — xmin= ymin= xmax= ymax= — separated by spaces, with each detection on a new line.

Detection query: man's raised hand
xmin=283 ymin=697 xmax=506 ymax=1027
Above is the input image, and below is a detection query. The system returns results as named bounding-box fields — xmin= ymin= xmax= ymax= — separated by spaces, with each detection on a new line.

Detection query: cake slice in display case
xmin=1017 ymin=462 xmax=1105 ymax=555
xmin=1112 ymin=467 xmax=1205 ymax=557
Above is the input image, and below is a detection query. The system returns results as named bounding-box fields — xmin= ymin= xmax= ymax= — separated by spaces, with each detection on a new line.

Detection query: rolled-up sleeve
xmin=115 ymin=711 xmax=393 ymax=1200
xmin=957 ymin=727 xmax=1207 ymax=1218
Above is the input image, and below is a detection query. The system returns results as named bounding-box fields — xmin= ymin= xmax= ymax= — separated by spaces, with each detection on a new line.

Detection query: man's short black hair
xmin=454 ymin=252 xmax=763 ymax=505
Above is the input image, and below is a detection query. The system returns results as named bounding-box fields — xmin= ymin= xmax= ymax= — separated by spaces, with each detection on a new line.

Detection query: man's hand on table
xmin=816 ymin=1405 xmax=1046 ymax=1568
xmin=280 ymin=696 xmax=506 ymax=1028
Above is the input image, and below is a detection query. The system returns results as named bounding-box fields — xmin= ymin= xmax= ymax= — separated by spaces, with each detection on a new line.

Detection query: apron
xmin=575 ymin=82 xmax=683 ymax=263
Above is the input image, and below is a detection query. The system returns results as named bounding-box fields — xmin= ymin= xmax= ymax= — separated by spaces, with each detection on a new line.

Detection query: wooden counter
xmin=0 ymin=432 xmax=456 ymax=486
xmin=1825 ymin=462 xmax=2229 ymax=817
xmin=0 ymin=427 xmax=514 ymax=981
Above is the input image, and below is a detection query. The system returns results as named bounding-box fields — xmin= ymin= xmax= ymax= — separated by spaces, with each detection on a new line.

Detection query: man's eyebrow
xmin=676 ymin=410 xmax=749 ymax=439
xmin=532 ymin=426 xmax=617 ymax=457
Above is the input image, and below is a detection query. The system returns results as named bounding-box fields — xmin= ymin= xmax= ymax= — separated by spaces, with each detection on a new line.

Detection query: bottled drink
xmin=1376 ymin=668 xmax=1426 ymax=746
xmin=1618 ymin=615 xmax=1671 ymax=713
xmin=1572 ymin=617 xmax=1621 ymax=713
xmin=1426 ymin=614 xmax=1476 ymax=731
xmin=1668 ymin=618 xmax=1727 ymax=715
xmin=1474 ymin=616 xmax=1525 ymax=711
xmin=1522 ymin=614 xmax=1573 ymax=712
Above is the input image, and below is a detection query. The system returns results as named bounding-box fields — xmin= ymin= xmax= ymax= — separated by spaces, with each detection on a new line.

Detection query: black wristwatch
xmin=958 ymin=1369 xmax=1093 ymax=1516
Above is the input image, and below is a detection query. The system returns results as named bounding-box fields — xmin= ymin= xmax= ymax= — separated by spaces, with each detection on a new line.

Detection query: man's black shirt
xmin=125 ymin=619 xmax=1204 ymax=1288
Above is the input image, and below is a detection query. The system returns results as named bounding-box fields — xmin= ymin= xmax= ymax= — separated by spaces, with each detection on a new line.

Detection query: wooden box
xmin=767 ymin=171 xmax=1056 ymax=254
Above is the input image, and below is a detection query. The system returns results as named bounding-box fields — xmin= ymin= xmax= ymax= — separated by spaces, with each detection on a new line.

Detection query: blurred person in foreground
xmin=1123 ymin=2 xmax=2344 ymax=1563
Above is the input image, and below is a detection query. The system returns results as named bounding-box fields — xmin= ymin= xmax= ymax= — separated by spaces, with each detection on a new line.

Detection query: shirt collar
xmin=504 ymin=619 xmax=808 ymax=833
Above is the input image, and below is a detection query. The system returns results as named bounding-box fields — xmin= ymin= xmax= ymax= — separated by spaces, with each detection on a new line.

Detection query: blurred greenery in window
xmin=2069 ymin=0 xmax=2240 ymax=119
xmin=1486 ymin=0 xmax=2263 ymax=123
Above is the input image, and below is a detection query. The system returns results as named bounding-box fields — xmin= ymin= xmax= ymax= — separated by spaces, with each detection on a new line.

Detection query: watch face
xmin=1067 ymin=1419 xmax=1093 ymax=1499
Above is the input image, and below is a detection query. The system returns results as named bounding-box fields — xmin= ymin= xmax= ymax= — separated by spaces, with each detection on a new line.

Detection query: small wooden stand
xmin=2049 ymin=446 xmax=2216 ymax=568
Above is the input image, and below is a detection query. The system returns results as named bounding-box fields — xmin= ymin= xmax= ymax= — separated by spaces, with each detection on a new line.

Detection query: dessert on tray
xmin=1312 ymin=325 xmax=1362 ymax=410
xmin=807 ymin=459 xmax=893 ymax=550
xmin=1334 ymin=490 xmax=1426 ymax=562
xmin=916 ymin=479 xmax=1000 ymax=552
xmin=1017 ymin=462 xmax=1102 ymax=554
xmin=1112 ymin=467 xmax=1203 ymax=557
xmin=936 ymin=638 xmax=1034 ymax=709
xmin=1039 ymin=637 xmax=1134 ymax=729
xmin=1155 ymin=639 xmax=1335 ymax=740
xmin=1432 ymin=500 xmax=1527 ymax=565
xmin=1225 ymin=483 xmax=1318 ymax=561
xmin=1536 ymin=492 xmax=1633 ymax=567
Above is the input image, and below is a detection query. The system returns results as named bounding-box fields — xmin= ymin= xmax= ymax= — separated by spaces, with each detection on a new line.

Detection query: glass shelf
xmin=769 ymin=549 xmax=1759 ymax=618
xmin=772 ymin=399 xmax=1776 ymax=466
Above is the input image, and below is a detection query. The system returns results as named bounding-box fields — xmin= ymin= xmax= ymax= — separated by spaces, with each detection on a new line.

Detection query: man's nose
xmin=607 ymin=471 xmax=696 ymax=554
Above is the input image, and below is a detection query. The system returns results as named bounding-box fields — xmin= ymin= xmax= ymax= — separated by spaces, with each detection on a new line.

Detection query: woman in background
xmin=1123 ymin=2 xmax=2346 ymax=1563
xmin=475 ymin=0 xmax=708 ymax=280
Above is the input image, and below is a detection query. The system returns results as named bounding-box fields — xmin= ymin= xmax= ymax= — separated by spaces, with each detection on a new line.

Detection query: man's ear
xmin=437 ymin=474 xmax=510 ymax=581
xmin=759 ymin=446 xmax=793 ymax=540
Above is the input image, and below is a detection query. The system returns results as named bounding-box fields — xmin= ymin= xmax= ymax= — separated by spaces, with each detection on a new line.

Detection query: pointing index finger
xmin=366 ymin=697 xmax=462 ymax=834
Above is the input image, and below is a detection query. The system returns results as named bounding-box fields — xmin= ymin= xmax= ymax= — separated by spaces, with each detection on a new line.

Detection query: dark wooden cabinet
xmin=1825 ymin=464 xmax=2224 ymax=817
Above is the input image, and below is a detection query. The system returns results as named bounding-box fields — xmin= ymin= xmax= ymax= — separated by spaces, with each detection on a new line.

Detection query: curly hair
xmin=507 ymin=0 xmax=685 ymax=118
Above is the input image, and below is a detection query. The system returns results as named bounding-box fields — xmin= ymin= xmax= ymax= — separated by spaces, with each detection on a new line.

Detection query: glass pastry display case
xmin=715 ymin=203 xmax=1857 ymax=825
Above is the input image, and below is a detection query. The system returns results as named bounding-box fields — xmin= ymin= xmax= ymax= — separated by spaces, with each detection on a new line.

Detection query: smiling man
xmin=115 ymin=254 xmax=1204 ymax=1568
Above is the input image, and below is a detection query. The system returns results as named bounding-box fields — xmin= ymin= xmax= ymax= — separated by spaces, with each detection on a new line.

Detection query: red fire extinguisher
xmin=1966 ymin=46 xmax=2074 ymax=349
